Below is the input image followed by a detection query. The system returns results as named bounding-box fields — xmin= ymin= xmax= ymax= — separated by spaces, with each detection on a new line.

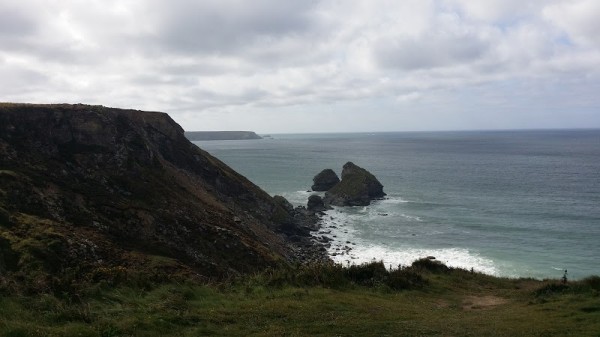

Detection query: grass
xmin=0 ymin=261 xmax=599 ymax=336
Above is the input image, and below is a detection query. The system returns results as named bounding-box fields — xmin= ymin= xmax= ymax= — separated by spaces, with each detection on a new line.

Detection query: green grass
xmin=1 ymin=262 xmax=599 ymax=336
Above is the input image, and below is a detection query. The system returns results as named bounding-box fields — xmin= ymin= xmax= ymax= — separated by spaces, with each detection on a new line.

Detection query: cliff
xmin=0 ymin=103 xmax=320 ymax=291
xmin=185 ymin=131 xmax=262 ymax=141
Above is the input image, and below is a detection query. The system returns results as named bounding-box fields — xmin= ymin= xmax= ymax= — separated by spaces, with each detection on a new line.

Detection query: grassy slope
xmin=1 ymin=264 xmax=599 ymax=337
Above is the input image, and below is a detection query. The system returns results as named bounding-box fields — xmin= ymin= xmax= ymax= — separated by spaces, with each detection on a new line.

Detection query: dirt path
xmin=462 ymin=296 xmax=508 ymax=310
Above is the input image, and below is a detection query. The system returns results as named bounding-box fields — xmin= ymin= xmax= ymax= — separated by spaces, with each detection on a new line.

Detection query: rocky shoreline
xmin=0 ymin=103 xmax=388 ymax=291
xmin=290 ymin=162 xmax=387 ymax=264
xmin=0 ymin=103 xmax=340 ymax=288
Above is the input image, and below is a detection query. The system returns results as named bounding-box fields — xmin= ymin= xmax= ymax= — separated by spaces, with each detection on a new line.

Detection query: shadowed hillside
xmin=0 ymin=103 xmax=321 ymax=292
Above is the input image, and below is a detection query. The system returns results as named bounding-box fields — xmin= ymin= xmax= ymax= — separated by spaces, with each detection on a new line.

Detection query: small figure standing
xmin=562 ymin=269 xmax=568 ymax=284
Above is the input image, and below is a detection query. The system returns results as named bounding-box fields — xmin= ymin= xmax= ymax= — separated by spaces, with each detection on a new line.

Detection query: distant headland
xmin=185 ymin=131 xmax=262 ymax=141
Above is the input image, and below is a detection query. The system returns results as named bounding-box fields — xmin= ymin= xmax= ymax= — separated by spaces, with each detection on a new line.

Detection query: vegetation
xmin=1 ymin=260 xmax=599 ymax=336
xmin=1 ymin=104 xmax=598 ymax=336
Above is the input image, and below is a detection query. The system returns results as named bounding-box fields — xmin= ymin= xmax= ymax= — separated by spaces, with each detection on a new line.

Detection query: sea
xmin=193 ymin=129 xmax=600 ymax=280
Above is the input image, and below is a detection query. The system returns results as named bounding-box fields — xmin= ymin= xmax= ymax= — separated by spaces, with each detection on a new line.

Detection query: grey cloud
xmin=1 ymin=0 xmax=599 ymax=133
xmin=0 ymin=5 xmax=38 ymax=38
xmin=150 ymin=0 xmax=320 ymax=55
xmin=375 ymin=33 xmax=490 ymax=70
xmin=0 ymin=66 xmax=48 ymax=95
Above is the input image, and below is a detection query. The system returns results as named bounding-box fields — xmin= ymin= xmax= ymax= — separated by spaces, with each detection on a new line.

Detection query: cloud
xmin=142 ymin=0 xmax=320 ymax=58
xmin=444 ymin=0 xmax=551 ymax=22
xmin=543 ymin=0 xmax=600 ymax=47
xmin=375 ymin=32 xmax=490 ymax=70
xmin=0 ymin=0 xmax=599 ymax=132
xmin=0 ymin=3 xmax=38 ymax=39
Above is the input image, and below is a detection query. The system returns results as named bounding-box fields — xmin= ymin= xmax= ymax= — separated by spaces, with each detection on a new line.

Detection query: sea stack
xmin=307 ymin=194 xmax=327 ymax=212
xmin=324 ymin=162 xmax=385 ymax=206
xmin=311 ymin=169 xmax=340 ymax=191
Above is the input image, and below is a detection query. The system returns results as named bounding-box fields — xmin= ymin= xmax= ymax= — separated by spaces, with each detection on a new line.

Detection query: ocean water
xmin=193 ymin=130 xmax=600 ymax=280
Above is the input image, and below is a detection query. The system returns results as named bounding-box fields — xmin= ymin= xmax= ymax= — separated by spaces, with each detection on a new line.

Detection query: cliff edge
xmin=0 ymin=103 xmax=321 ymax=291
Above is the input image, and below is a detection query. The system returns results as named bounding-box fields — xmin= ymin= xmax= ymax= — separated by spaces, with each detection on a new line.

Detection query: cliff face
xmin=0 ymin=103 xmax=313 ymax=290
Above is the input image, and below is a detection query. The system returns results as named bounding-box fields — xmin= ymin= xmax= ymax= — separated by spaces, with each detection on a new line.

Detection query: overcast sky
xmin=1 ymin=0 xmax=599 ymax=133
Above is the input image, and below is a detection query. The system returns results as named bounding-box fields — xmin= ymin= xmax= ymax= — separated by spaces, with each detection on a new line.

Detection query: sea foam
xmin=314 ymin=206 xmax=500 ymax=275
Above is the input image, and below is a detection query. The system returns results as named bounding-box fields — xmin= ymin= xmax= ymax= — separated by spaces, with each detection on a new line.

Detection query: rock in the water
xmin=307 ymin=195 xmax=326 ymax=212
xmin=311 ymin=169 xmax=340 ymax=191
xmin=324 ymin=162 xmax=385 ymax=206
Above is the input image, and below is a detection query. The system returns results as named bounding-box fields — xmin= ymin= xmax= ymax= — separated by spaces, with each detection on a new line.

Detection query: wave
xmin=378 ymin=196 xmax=411 ymax=204
xmin=328 ymin=244 xmax=499 ymax=275
xmin=313 ymin=207 xmax=500 ymax=275
xmin=400 ymin=213 xmax=423 ymax=222
xmin=279 ymin=190 xmax=321 ymax=206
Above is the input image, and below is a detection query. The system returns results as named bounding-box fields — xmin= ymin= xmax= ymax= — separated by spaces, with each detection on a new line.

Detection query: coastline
xmin=311 ymin=205 xmax=501 ymax=275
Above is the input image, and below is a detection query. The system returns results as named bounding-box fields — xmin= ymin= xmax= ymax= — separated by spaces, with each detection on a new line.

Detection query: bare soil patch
xmin=462 ymin=296 xmax=508 ymax=310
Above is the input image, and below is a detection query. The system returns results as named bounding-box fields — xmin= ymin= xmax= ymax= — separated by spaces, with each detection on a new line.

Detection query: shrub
xmin=386 ymin=268 xmax=428 ymax=290
xmin=246 ymin=261 xmax=429 ymax=291
xmin=344 ymin=261 xmax=388 ymax=286
xmin=581 ymin=276 xmax=600 ymax=291
xmin=534 ymin=283 xmax=570 ymax=297
xmin=295 ymin=263 xmax=347 ymax=288
xmin=411 ymin=258 xmax=451 ymax=273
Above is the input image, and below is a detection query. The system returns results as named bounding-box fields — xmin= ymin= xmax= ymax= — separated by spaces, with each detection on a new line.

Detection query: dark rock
xmin=324 ymin=162 xmax=385 ymax=206
xmin=273 ymin=195 xmax=294 ymax=213
xmin=317 ymin=236 xmax=332 ymax=243
xmin=307 ymin=194 xmax=327 ymax=212
xmin=311 ymin=169 xmax=340 ymax=191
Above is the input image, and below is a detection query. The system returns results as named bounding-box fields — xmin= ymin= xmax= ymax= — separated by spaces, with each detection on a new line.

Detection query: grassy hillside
xmin=1 ymin=260 xmax=598 ymax=337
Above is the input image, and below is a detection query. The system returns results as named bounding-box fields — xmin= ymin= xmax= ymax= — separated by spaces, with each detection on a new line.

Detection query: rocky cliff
xmin=0 ymin=103 xmax=321 ymax=291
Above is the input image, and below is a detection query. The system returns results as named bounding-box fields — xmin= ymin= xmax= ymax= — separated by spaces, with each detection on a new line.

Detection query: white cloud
xmin=0 ymin=0 xmax=599 ymax=132
xmin=543 ymin=0 xmax=600 ymax=47
xmin=444 ymin=0 xmax=552 ymax=22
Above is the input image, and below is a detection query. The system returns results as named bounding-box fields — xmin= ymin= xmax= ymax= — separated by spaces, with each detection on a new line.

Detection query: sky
xmin=1 ymin=0 xmax=599 ymax=133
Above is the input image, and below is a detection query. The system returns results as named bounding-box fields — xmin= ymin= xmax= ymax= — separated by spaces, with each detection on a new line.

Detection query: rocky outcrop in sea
xmin=311 ymin=169 xmax=340 ymax=191
xmin=323 ymin=162 xmax=385 ymax=206
xmin=307 ymin=195 xmax=327 ymax=212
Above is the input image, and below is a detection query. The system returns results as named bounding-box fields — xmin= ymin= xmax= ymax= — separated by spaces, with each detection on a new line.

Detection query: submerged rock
xmin=311 ymin=169 xmax=340 ymax=191
xmin=324 ymin=162 xmax=385 ymax=206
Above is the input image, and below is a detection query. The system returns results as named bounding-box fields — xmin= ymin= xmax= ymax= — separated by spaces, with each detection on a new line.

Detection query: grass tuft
xmin=0 ymin=260 xmax=599 ymax=336
xmin=411 ymin=258 xmax=451 ymax=273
